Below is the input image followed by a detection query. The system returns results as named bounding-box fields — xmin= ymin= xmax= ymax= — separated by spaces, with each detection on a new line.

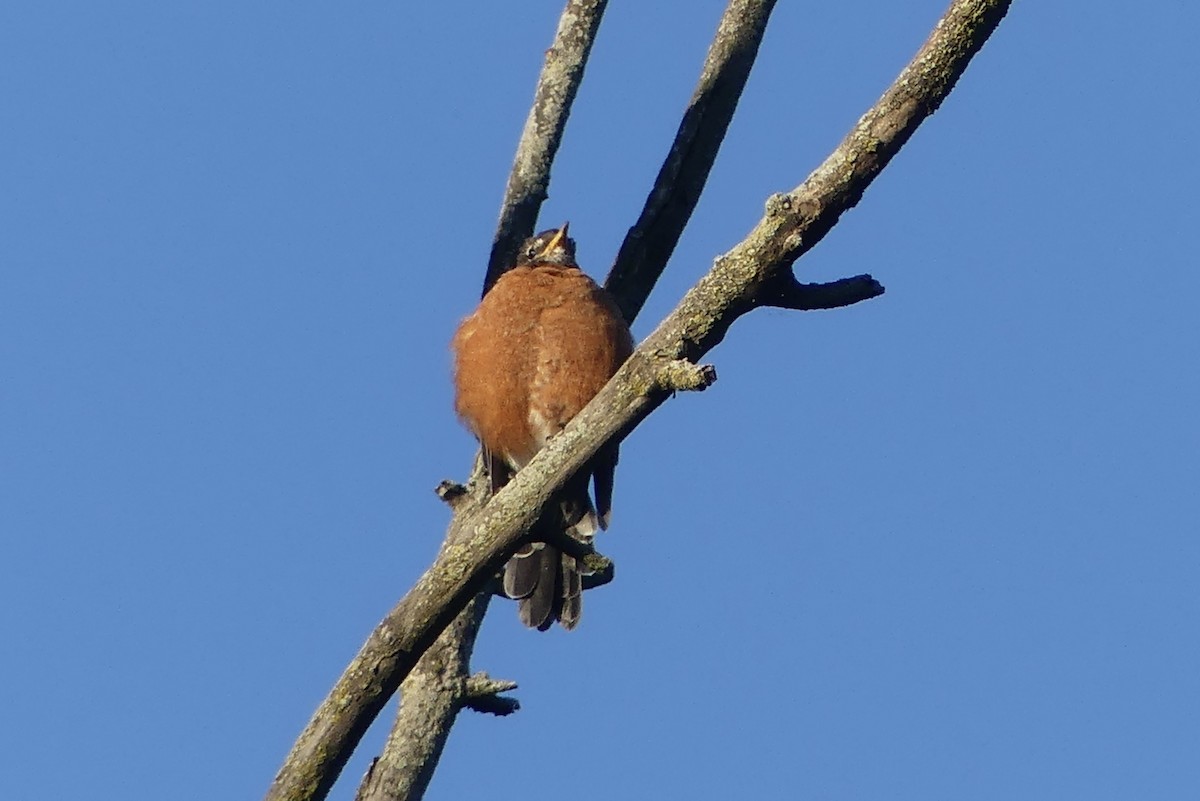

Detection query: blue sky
xmin=3 ymin=2 xmax=1198 ymax=799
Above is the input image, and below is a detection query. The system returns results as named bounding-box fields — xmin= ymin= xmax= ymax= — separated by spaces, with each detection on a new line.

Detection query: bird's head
xmin=517 ymin=222 xmax=577 ymax=267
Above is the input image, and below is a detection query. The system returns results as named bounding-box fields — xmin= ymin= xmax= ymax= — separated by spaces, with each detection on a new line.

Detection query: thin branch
xmin=358 ymin=10 xmax=771 ymax=790
xmin=483 ymin=0 xmax=609 ymax=295
xmin=353 ymin=468 xmax=530 ymax=801
xmin=352 ymin=595 xmax=500 ymax=801
xmin=605 ymin=0 xmax=777 ymax=323
xmin=757 ymin=273 xmax=885 ymax=311
xmin=756 ymin=0 xmax=1012 ymax=270
xmin=353 ymin=4 xmax=611 ymax=800
xmin=265 ymin=2 xmax=1011 ymax=800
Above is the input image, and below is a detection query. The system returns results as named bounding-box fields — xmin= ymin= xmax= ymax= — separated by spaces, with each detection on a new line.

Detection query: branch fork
xmin=268 ymin=2 xmax=1014 ymax=799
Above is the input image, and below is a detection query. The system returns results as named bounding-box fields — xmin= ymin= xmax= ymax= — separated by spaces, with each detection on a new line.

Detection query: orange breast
xmin=451 ymin=264 xmax=632 ymax=468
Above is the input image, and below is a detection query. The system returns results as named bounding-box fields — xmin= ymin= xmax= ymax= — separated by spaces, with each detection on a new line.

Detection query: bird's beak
xmin=542 ymin=221 xmax=570 ymax=255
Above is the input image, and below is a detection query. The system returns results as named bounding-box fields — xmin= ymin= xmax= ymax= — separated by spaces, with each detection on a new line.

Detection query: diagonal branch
xmin=352 ymin=594 xmax=512 ymax=801
xmin=362 ymin=3 xmax=773 ymax=788
xmin=353 ymin=4 xmax=610 ymax=800
xmin=265 ymin=2 xmax=1011 ymax=800
xmin=483 ymin=0 xmax=609 ymax=295
xmin=605 ymin=0 xmax=777 ymax=323
xmin=351 ymin=472 xmax=499 ymax=801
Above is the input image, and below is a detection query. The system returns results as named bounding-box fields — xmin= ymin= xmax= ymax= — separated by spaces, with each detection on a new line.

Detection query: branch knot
xmin=765 ymin=192 xmax=793 ymax=216
xmin=655 ymin=359 xmax=718 ymax=392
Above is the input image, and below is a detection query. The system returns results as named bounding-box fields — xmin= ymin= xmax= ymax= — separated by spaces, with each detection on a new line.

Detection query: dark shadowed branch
xmin=757 ymin=273 xmax=885 ymax=311
xmin=265 ymin=2 xmax=1012 ymax=800
xmin=605 ymin=0 xmax=777 ymax=323
xmin=483 ymin=0 xmax=609 ymax=295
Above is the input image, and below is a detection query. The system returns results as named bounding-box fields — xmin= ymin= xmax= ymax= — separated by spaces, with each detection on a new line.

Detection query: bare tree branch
xmin=351 ymin=469 xmax=613 ymax=801
xmin=757 ymin=273 xmax=885 ymax=311
xmin=359 ymin=4 xmax=780 ymax=788
xmin=265 ymin=2 xmax=1011 ymax=800
xmin=352 ymin=595 xmax=501 ymax=801
xmin=354 ymin=4 xmax=611 ymax=799
xmin=483 ymin=0 xmax=609 ymax=295
xmin=461 ymin=674 xmax=520 ymax=716
xmin=605 ymin=0 xmax=777 ymax=322
xmin=351 ymin=472 xmax=492 ymax=801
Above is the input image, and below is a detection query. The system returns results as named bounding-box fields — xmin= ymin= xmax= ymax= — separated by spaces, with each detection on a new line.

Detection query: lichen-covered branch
xmin=265 ymin=2 xmax=1011 ymax=800
xmin=483 ymin=0 xmax=608 ymax=294
xmin=352 ymin=595 xmax=510 ymax=801
xmin=750 ymin=0 xmax=1013 ymax=271
xmin=605 ymin=0 xmax=776 ymax=322
xmin=461 ymin=674 xmax=520 ymax=716
xmin=630 ymin=0 xmax=1011 ymax=372
xmin=655 ymin=360 xmax=718 ymax=393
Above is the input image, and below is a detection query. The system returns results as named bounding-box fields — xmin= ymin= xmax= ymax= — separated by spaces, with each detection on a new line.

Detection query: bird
xmin=451 ymin=222 xmax=634 ymax=630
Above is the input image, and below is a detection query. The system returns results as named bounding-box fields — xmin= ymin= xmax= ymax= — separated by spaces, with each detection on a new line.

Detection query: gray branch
xmin=483 ymin=0 xmax=608 ymax=295
xmin=605 ymin=0 xmax=777 ymax=323
xmin=461 ymin=674 xmax=521 ymax=716
xmin=265 ymin=2 xmax=1012 ymax=800
xmin=352 ymin=595 xmax=507 ymax=801
xmin=355 ymin=4 xmax=610 ymax=800
xmin=355 ymin=4 xmax=757 ymax=799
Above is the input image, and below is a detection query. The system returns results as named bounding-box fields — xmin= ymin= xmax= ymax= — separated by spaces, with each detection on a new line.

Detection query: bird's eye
xmin=525 ymin=244 xmax=538 ymax=259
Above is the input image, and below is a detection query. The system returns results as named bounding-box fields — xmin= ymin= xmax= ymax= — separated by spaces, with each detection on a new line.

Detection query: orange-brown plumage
xmin=451 ymin=224 xmax=633 ymax=630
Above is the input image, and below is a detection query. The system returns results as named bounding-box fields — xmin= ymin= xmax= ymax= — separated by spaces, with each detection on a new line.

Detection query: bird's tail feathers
xmin=503 ymin=487 xmax=597 ymax=631
xmin=504 ymin=545 xmax=588 ymax=631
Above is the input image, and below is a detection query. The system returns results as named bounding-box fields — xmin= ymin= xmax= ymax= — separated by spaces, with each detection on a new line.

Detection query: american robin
xmin=452 ymin=223 xmax=634 ymax=630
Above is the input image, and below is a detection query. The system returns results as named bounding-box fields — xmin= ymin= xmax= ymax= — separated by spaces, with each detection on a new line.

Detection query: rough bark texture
xmin=264 ymin=2 xmax=1012 ymax=800
xmin=353 ymin=595 xmax=516 ymax=801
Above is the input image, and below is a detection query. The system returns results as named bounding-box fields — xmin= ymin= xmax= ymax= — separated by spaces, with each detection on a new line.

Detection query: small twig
xmin=462 ymin=694 xmax=521 ymax=717
xmin=463 ymin=672 xmax=519 ymax=698
xmin=434 ymin=480 xmax=468 ymax=508
xmin=655 ymin=360 xmax=718 ymax=393
xmin=461 ymin=673 xmax=520 ymax=717
xmin=757 ymin=273 xmax=885 ymax=311
xmin=483 ymin=0 xmax=609 ymax=294
xmin=605 ymin=0 xmax=777 ymax=323
xmin=541 ymin=530 xmax=616 ymax=589
xmin=580 ymin=555 xmax=615 ymax=591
